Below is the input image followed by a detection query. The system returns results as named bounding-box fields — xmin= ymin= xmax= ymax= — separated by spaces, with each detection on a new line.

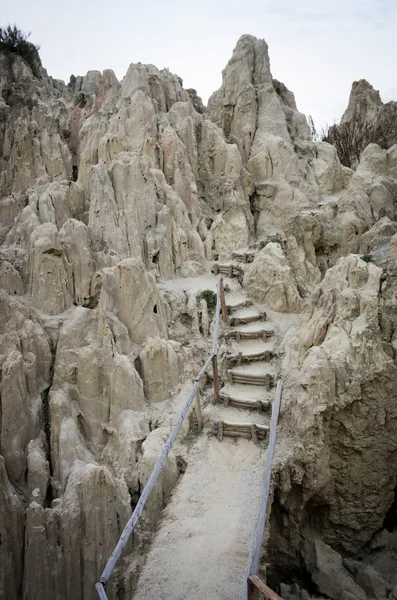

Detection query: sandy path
xmin=134 ymin=436 xmax=266 ymax=600
xmin=134 ymin=261 xmax=297 ymax=600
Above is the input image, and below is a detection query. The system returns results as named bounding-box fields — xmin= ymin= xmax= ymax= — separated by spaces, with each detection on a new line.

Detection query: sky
xmin=5 ymin=0 xmax=397 ymax=127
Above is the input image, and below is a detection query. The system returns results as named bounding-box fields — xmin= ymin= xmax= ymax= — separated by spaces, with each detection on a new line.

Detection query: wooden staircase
xmin=211 ymin=256 xmax=278 ymax=444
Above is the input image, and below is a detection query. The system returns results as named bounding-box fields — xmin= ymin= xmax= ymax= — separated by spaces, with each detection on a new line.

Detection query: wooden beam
xmin=248 ymin=576 xmax=285 ymax=600
xmin=221 ymin=420 xmax=269 ymax=431
xmin=220 ymin=277 xmax=228 ymax=323
xmin=212 ymin=355 xmax=219 ymax=402
xmin=247 ymin=578 xmax=260 ymax=600
xmin=250 ymin=424 xmax=259 ymax=446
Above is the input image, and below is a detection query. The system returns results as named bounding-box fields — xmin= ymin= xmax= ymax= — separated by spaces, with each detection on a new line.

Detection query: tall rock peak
xmin=341 ymin=78 xmax=383 ymax=124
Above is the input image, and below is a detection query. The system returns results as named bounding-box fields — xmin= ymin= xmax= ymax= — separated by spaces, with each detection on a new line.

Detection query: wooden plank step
xmin=227 ymin=370 xmax=274 ymax=389
xmin=220 ymin=383 xmax=271 ymax=403
xmin=225 ymin=349 xmax=274 ymax=365
xmin=219 ymin=393 xmax=270 ymax=412
xmin=229 ymin=311 xmax=266 ymax=326
xmin=228 ymin=328 xmax=275 ymax=341
xmin=231 ymin=250 xmax=256 ymax=264
xmin=212 ymin=420 xmax=269 ymax=444
xmin=226 ymin=298 xmax=253 ymax=312
xmin=212 ymin=263 xmax=244 ymax=278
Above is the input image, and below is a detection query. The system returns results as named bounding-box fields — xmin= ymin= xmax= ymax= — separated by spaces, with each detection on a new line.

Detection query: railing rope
xmin=243 ymin=380 xmax=283 ymax=600
xmin=95 ymin=275 xmax=225 ymax=598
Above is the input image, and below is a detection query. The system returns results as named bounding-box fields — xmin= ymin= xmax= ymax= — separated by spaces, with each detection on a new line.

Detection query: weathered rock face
xmin=267 ymin=254 xmax=397 ymax=593
xmin=341 ymin=79 xmax=397 ymax=150
xmin=302 ymin=539 xmax=367 ymax=600
xmin=1 ymin=33 xmax=397 ymax=600
xmin=0 ymin=51 xmax=218 ymax=600
xmin=341 ymin=79 xmax=384 ymax=125
xmin=244 ymin=242 xmax=302 ymax=312
xmin=207 ymin=35 xmax=309 ymax=161
xmin=208 ymin=35 xmax=324 ymax=236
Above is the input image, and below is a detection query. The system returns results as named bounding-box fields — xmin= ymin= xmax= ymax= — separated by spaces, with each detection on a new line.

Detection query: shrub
xmin=198 ymin=289 xmax=217 ymax=310
xmin=0 ymin=25 xmax=42 ymax=77
xmin=308 ymin=109 xmax=390 ymax=170
xmin=361 ymin=254 xmax=373 ymax=263
xmin=324 ymin=114 xmax=389 ymax=169
xmin=270 ymin=237 xmax=282 ymax=244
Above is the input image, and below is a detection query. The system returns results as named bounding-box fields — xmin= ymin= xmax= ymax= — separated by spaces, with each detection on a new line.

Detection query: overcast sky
xmin=5 ymin=0 xmax=397 ymax=127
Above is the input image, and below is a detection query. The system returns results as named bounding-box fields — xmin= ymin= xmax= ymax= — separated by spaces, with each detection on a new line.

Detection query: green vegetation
xmin=270 ymin=237 xmax=282 ymax=244
xmin=180 ymin=424 xmax=203 ymax=447
xmin=198 ymin=289 xmax=217 ymax=310
xmin=361 ymin=254 xmax=373 ymax=263
xmin=0 ymin=25 xmax=42 ymax=77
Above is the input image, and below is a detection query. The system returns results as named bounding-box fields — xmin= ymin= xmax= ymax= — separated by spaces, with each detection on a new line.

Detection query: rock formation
xmin=0 ymin=32 xmax=396 ymax=600
xmin=341 ymin=79 xmax=397 ymax=150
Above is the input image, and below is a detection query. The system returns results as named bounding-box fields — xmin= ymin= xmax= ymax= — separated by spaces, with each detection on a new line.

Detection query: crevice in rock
xmin=223 ymin=104 xmax=235 ymax=140
xmin=176 ymin=455 xmax=187 ymax=474
xmin=128 ymin=487 xmax=140 ymax=513
xmin=42 ymin=247 xmax=62 ymax=256
xmin=383 ymin=485 xmax=397 ymax=532
xmin=267 ymin=474 xmax=397 ymax=599
xmin=134 ymin=356 xmax=143 ymax=379
xmin=41 ymin=341 xmax=57 ymax=506
xmin=267 ymin=487 xmax=308 ymax=585
xmin=249 ymin=192 xmax=259 ymax=237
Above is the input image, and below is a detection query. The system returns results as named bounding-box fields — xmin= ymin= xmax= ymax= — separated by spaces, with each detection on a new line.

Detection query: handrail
xmin=243 ymin=380 xmax=282 ymax=600
xmin=95 ymin=275 xmax=225 ymax=598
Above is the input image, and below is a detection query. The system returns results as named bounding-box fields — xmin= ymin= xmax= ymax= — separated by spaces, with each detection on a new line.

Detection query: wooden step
xmin=226 ymin=298 xmax=253 ymax=313
xmin=231 ymin=250 xmax=256 ymax=264
xmin=219 ymin=393 xmax=270 ymax=412
xmin=225 ymin=348 xmax=274 ymax=365
xmin=220 ymin=383 xmax=272 ymax=403
xmin=211 ymin=420 xmax=269 ymax=444
xmin=212 ymin=263 xmax=243 ymax=278
xmin=228 ymin=327 xmax=275 ymax=341
xmin=227 ymin=369 xmax=274 ymax=389
xmin=229 ymin=311 xmax=266 ymax=326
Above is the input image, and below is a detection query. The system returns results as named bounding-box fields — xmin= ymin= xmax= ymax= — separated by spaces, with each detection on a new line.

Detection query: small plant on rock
xmin=198 ymin=289 xmax=217 ymax=310
xmin=0 ymin=24 xmax=42 ymax=77
xmin=361 ymin=254 xmax=373 ymax=263
xmin=270 ymin=237 xmax=282 ymax=244
xmin=180 ymin=423 xmax=203 ymax=447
